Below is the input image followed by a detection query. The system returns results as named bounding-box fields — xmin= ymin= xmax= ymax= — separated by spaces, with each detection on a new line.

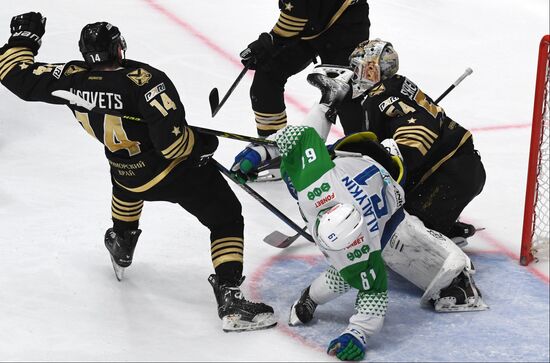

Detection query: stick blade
xmin=263 ymin=230 xmax=300 ymax=248
xmin=209 ymin=88 xmax=220 ymax=117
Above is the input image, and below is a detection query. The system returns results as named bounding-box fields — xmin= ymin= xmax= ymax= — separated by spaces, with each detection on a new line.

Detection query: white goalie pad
xmin=382 ymin=213 xmax=471 ymax=304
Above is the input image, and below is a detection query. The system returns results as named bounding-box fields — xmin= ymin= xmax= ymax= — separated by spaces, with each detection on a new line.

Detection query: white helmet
xmin=349 ymin=39 xmax=399 ymax=98
xmin=314 ymin=203 xmax=365 ymax=251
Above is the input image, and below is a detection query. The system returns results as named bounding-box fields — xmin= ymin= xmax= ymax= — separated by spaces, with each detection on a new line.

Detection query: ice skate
xmin=433 ymin=270 xmax=488 ymax=312
xmin=254 ymin=156 xmax=282 ymax=182
xmin=289 ymin=286 xmax=318 ymax=326
xmin=208 ymin=274 xmax=277 ymax=332
xmin=104 ymin=228 xmax=141 ymax=281
xmin=448 ymin=221 xmax=477 ymax=248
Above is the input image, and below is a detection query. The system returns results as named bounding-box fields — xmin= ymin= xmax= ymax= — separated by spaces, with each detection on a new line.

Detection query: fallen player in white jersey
xmin=231 ymin=123 xmax=488 ymax=361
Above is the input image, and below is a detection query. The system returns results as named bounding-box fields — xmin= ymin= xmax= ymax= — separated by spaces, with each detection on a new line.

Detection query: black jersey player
xmin=240 ymin=0 xmax=371 ymax=138
xmin=0 ymin=12 xmax=276 ymax=332
xmin=304 ymin=39 xmax=486 ymax=245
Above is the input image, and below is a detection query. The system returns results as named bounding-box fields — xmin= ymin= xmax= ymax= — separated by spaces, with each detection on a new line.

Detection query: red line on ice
xmin=142 ymin=0 xmax=310 ymax=115
xmin=142 ymin=0 xmax=547 ymax=283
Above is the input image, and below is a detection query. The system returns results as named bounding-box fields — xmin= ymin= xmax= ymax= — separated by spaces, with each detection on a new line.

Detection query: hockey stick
xmin=434 ymin=67 xmax=473 ymax=104
xmin=213 ymin=159 xmax=314 ymax=243
xmin=50 ymin=90 xmax=275 ymax=146
xmin=209 ymin=64 xmax=250 ymax=117
xmin=263 ymin=67 xmax=476 ymax=248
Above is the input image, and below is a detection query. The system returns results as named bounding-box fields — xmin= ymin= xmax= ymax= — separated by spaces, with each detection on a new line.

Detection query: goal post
xmin=520 ymin=34 xmax=550 ymax=266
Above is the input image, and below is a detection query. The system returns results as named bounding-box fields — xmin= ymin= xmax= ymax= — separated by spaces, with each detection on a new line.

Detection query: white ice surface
xmin=0 ymin=0 xmax=548 ymax=361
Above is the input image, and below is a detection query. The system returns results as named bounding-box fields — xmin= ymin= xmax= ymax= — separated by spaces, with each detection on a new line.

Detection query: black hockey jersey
xmin=0 ymin=45 xmax=200 ymax=193
xmin=271 ymin=0 xmax=369 ymax=46
xmin=361 ymin=75 xmax=473 ymax=192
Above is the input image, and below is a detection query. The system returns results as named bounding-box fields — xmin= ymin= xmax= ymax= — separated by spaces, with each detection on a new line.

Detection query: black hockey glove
xmin=239 ymin=32 xmax=274 ymax=70
xmin=8 ymin=12 xmax=46 ymax=55
xmin=190 ymin=131 xmax=219 ymax=167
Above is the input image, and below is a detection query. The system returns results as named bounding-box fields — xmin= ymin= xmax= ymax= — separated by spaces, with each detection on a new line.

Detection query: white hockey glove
xmin=306 ymin=64 xmax=353 ymax=123
xmin=231 ymin=143 xmax=279 ymax=183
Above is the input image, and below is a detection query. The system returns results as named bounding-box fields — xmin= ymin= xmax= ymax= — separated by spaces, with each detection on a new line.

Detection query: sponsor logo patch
xmin=53 ymin=64 xmax=64 ymax=79
xmin=378 ymin=96 xmax=399 ymax=112
xmin=144 ymin=83 xmax=166 ymax=102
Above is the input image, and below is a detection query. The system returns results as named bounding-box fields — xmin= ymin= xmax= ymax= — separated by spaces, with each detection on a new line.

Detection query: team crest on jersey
xmin=64 ymin=64 xmax=87 ymax=76
xmin=368 ymin=83 xmax=386 ymax=97
xmin=127 ymin=68 xmax=152 ymax=86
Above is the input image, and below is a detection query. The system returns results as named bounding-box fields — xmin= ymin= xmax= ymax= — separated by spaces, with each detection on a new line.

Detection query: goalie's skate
xmin=448 ymin=221 xmax=480 ymax=248
xmin=208 ymin=274 xmax=277 ymax=332
xmin=433 ymin=271 xmax=488 ymax=312
xmin=104 ymin=228 xmax=141 ymax=282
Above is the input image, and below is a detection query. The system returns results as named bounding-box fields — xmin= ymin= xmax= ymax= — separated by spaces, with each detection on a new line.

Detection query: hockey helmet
xmin=314 ymin=203 xmax=365 ymax=251
xmin=349 ymin=39 xmax=399 ymax=98
xmin=79 ymin=22 xmax=127 ymax=65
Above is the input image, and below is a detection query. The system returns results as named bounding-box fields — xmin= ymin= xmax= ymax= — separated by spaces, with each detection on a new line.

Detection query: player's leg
xmin=404 ymin=139 xmax=486 ymax=244
xmin=174 ymin=162 xmax=276 ymax=331
xmin=382 ymin=212 xmax=487 ymax=312
xmin=104 ymin=185 xmax=144 ymax=280
xmin=250 ymin=41 xmax=317 ymax=137
xmin=289 ymin=265 xmax=352 ymax=325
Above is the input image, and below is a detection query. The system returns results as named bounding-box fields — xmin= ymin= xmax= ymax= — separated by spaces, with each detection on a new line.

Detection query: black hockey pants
xmin=111 ymin=160 xmax=245 ymax=283
xmin=404 ymin=140 xmax=486 ymax=237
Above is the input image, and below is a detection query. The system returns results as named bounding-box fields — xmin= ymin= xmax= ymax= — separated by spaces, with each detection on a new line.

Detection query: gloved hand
xmin=239 ymin=32 xmax=274 ymax=70
xmin=190 ymin=130 xmax=219 ymax=167
xmin=231 ymin=144 xmax=271 ymax=183
xmin=8 ymin=12 xmax=46 ymax=55
xmin=327 ymin=333 xmax=366 ymax=361
xmin=306 ymin=65 xmax=353 ymax=123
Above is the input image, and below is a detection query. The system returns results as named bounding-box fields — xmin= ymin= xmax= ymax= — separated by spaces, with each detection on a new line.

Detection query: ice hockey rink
xmin=0 ymin=0 xmax=548 ymax=361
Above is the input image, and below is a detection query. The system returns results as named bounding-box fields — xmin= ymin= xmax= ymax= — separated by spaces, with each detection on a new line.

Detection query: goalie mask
xmin=314 ymin=203 xmax=365 ymax=251
xmin=79 ymin=22 xmax=127 ymax=66
xmin=349 ymin=39 xmax=399 ymax=98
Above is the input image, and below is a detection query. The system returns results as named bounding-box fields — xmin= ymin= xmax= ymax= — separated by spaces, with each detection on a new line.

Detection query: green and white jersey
xmin=275 ymin=125 xmax=405 ymax=292
xmin=275 ymin=125 xmax=407 ymax=342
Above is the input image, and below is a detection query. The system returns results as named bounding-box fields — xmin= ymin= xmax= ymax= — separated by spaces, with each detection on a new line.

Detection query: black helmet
xmin=79 ymin=22 xmax=126 ymax=65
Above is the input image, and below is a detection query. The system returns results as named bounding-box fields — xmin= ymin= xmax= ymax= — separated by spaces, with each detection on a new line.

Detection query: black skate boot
xmin=448 ymin=221 xmax=477 ymax=248
xmin=288 ymin=286 xmax=318 ymax=326
xmin=104 ymin=228 xmax=141 ymax=281
xmin=433 ymin=270 xmax=488 ymax=312
xmin=208 ymin=274 xmax=277 ymax=332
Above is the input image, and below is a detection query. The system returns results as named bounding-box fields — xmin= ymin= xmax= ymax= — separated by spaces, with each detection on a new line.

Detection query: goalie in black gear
xmin=304 ymin=39 xmax=486 ymax=247
xmin=0 ymin=13 xmax=275 ymax=332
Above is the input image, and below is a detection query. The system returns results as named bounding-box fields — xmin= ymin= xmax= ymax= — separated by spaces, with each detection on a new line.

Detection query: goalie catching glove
xmin=231 ymin=143 xmax=279 ymax=183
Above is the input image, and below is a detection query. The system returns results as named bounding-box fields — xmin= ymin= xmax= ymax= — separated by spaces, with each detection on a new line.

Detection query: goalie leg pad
xmin=382 ymin=213 xmax=473 ymax=303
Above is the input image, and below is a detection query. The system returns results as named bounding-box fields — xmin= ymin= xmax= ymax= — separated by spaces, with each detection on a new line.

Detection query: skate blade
xmin=451 ymin=237 xmax=469 ymax=248
xmin=222 ymin=313 xmax=277 ymax=332
xmin=434 ymin=297 xmax=489 ymax=312
xmin=288 ymin=301 xmax=303 ymax=326
xmin=253 ymin=169 xmax=282 ymax=182
xmin=110 ymin=256 xmax=125 ymax=281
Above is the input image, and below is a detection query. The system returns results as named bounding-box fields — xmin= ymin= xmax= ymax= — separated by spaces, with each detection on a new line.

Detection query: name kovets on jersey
xmin=69 ymin=88 xmax=123 ymax=109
